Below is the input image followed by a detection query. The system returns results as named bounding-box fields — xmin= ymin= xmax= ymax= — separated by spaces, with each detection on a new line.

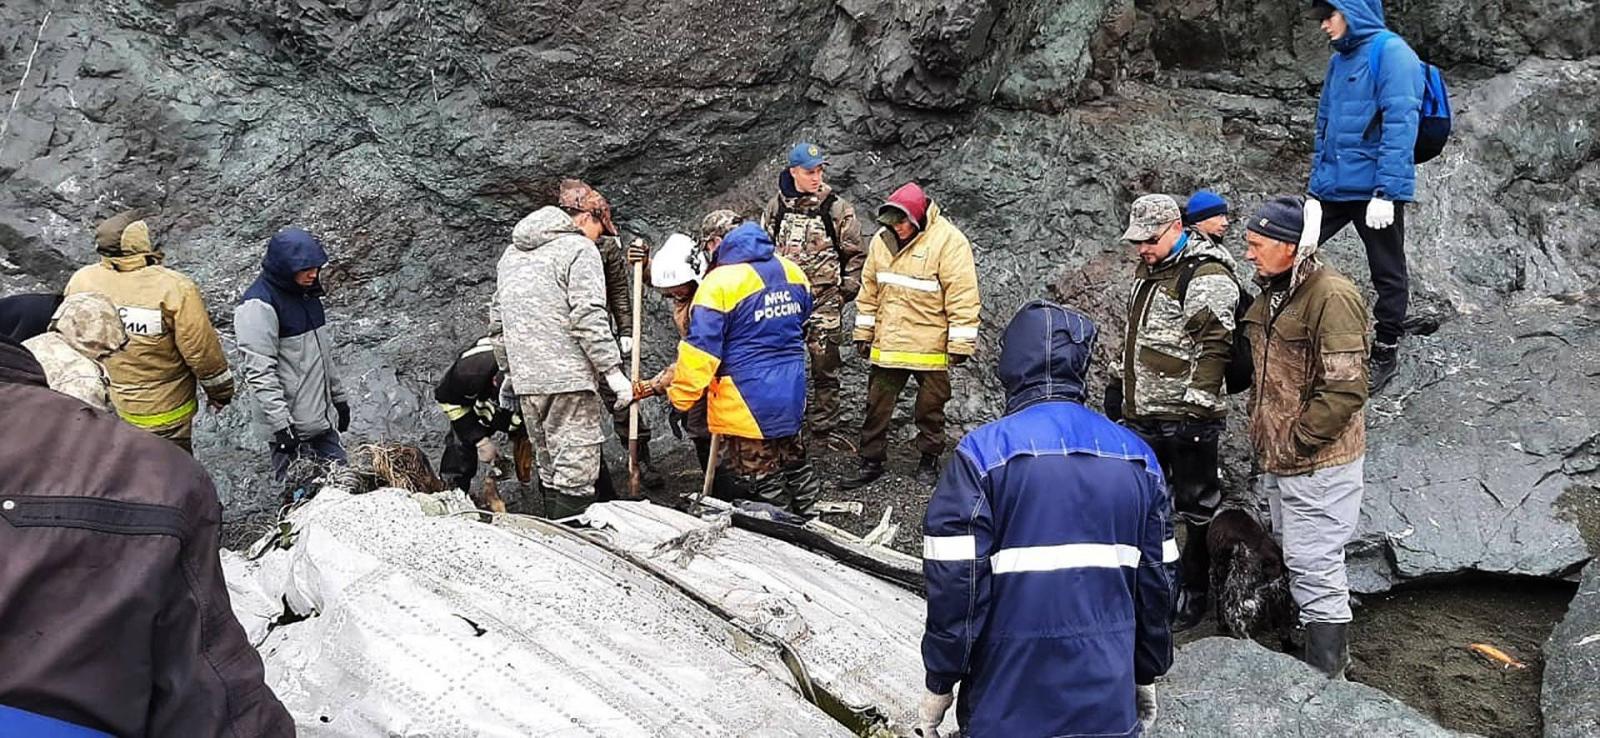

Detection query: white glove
xmin=476 ymin=437 xmax=499 ymax=464
xmin=604 ymin=369 xmax=633 ymax=412
xmin=915 ymin=690 xmax=954 ymax=738
xmin=1365 ymin=197 xmax=1394 ymax=229
xmin=1299 ymin=198 xmax=1323 ymax=252
xmin=1136 ymin=684 xmax=1158 ymax=733
xmin=498 ymin=377 xmax=517 ymax=410
xmin=620 ymin=336 xmax=633 ymax=356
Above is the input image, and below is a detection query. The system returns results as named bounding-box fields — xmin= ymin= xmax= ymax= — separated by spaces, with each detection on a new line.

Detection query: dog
xmin=1206 ymin=504 xmax=1297 ymax=649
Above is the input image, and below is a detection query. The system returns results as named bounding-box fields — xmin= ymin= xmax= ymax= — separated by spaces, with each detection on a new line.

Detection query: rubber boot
xmin=746 ymin=473 xmax=788 ymax=508
xmin=594 ymin=461 xmax=617 ymax=502
xmin=545 ymin=491 xmax=596 ymax=520
xmin=783 ymin=460 xmax=822 ymax=518
xmin=839 ymin=458 xmax=885 ymax=490
xmin=1302 ymin=622 xmax=1350 ymax=679
xmin=1369 ymin=341 xmax=1399 ymax=395
xmin=915 ymin=453 xmax=940 ymax=486
xmin=1172 ymin=588 xmax=1209 ymax=633
xmin=637 ymin=441 xmax=665 ymax=491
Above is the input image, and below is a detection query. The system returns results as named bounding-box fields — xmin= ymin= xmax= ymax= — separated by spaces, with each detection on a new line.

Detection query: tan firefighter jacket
xmin=852 ymin=202 xmax=981 ymax=370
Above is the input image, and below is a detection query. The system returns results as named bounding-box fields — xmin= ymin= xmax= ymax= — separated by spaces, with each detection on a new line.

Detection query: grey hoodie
xmin=495 ymin=206 xmax=622 ymax=395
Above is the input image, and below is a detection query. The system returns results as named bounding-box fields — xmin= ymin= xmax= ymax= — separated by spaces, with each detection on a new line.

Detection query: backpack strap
xmin=1175 ymin=255 xmax=1237 ymax=301
xmin=1366 ymin=30 xmax=1397 ymax=87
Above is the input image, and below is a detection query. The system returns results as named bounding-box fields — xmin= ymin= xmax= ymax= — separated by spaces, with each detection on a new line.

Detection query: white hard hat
xmin=650 ymin=233 xmax=706 ymax=288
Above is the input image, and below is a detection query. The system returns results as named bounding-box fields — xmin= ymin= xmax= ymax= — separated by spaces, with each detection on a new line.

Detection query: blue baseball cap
xmin=787 ymin=142 xmax=827 ymax=169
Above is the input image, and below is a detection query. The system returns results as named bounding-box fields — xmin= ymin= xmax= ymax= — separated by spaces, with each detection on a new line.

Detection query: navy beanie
xmin=1246 ymin=195 xmax=1305 ymax=243
xmin=1184 ymin=190 xmax=1228 ymax=225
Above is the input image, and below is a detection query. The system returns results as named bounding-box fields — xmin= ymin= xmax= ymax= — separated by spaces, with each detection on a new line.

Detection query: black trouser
xmin=1128 ymin=419 xmax=1223 ymax=593
xmin=439 ymin=427 xmax=481 ymax=492
xmin=1319 ymin=199 xmax=1407 ymax=345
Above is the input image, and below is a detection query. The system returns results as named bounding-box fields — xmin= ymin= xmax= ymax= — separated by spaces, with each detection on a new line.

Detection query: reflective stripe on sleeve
xmin=923 ymin=535 xmax=977 ymax=561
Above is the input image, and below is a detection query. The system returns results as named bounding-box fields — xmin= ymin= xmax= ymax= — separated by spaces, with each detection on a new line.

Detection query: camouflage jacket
xmin=1244 ymin=260 xmax=1369 ymax=476
xmin=761 ymin=181 xmax=865 ymax=304
xmin=1112 ymin=230 xmax=1241 ymax=421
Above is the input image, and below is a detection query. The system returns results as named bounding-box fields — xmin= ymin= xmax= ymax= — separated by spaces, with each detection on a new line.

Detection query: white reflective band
xmin=199 ymin=368 xmax=234 ymax=391
xmin=1162 ymin=539 xmax=1180 ymax=564
xmin=461 ymin=344 xmax=495 ymax=359
xmin=948 ymin=326 xmax=979 ymax=341
xmin=991 ymin=543 xmax=1141 ymax=574
xmin=923 ymin=535 xmax=977 ymax=561
xmin=878 ymin=272 xmax=940 ymax=293
xmin=855 ymin=314 xmax=877 ymax=328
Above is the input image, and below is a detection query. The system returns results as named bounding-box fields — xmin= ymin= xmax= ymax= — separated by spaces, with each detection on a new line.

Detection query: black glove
xmin=1102 ymin=382 xmax=1125 ymax=423
xmin=948 ymin=353 xmax=969 ymax=367
xmin=854 ymin=341 xmax=872 ymax=360
xmin=334 ymin=401 xmax=351 ymax=432
xmin=489 ymin=407 xmax=515 ymax=434
xmin=667 ymin=408 xmax=687 ymax=440
xmin=271 ymin=429 xmax=301 ymax=456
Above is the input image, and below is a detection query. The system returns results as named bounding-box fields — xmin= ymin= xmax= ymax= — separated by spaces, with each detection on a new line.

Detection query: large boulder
xmin=1543 ymin=560 xmax=1600 ymax=738
xmin=1154 ymin=638 xmax=1472 ymax=737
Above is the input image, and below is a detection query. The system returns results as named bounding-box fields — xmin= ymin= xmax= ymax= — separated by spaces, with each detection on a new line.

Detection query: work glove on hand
xmin=1300 ymin=198 xmax=1323 ymax=252
xmin=948 ymin=354 xmax=969 ymax=367
xmin=625 ymin=237 xmax=650 ymax=265
xmin=854 ymin=340 xmax=872 ymax=360
xmin=604 ymin=369 xmax=634 ymax=413
xmin=620 ymin=336 xmax=633 ymax=356
xmin=476 ymin=437 xmax=500 ymax=464
xmin=271 ymin=429 xmax=300 ymax=456
xmin=1364 ymin=197 xmax=1395 ymax=230
xmin=915 ymin=690 xmax=954 ymax=738
xmin=667 ymin=408 xmax=687 ymax=440
xmin=632 ymin=380 xmax=657 ymax=403
xmin=334 ymin=401 xmax=351 ymax=432
xmin=498 ymin=376 xmax=518 ymax=410
xmin=1136 ymin=684 xmax=1159 ymax=733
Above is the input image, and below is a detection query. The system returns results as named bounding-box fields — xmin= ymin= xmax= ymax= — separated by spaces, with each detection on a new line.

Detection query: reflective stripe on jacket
xmin=668 ymin=223 xmax=811 ymax=439
xmin=852 ymin=202 xmax=981 ymax=370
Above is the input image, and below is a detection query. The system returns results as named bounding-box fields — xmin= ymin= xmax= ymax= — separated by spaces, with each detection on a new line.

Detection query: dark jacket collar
xmin=0 ymin=338 xmax=47 ymax=387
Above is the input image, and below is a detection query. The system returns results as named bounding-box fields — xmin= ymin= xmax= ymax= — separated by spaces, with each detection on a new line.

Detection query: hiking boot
xmin=1369 ymin=341 xmax=1399 ymax=395
xmin=1172 ymin=588 xmax=1209 ymax=633
xmin=1302 ymin=622 xmax=1350 ymax=679
xmin=915 ymin=453 xmax=940 ymax=486
xmin=839 ymin=458 xmax=885 ymax=490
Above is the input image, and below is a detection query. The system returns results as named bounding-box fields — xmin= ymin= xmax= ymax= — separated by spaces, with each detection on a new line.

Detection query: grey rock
xmin=1543 ymin=559 xmax=1600 ymax=738
xmin=1153 ymin=637 xmax=1473 ymax=737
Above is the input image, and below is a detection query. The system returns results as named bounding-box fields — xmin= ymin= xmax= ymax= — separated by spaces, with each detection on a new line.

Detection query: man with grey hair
xmin=1107 ymin=193 xmax=1243 ymax=633
xmin=495 ymin=179 xmax=635 ymax=518
xmin=1242 ymin=194 xmax=1370 ymax=678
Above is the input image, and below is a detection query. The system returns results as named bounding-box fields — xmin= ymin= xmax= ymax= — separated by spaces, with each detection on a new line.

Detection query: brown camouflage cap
xmin=698 ymin=209 xmax=743 ymax=243
xmin=1122 ymin=194 xmax=1182 ymax=242
xmin=557 ymin=179 xmax=617 ymax=236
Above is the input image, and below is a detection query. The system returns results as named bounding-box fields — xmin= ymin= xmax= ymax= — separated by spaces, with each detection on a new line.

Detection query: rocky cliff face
xmin=2 ymin=0 xmax=1596 ymax=585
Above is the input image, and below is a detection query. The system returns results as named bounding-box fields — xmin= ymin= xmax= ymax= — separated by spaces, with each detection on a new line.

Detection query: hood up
xmin=712 ymin=222 xmax=777 ymax=266
xmin=1328 ymin=0 xmax=1388 ymax=53
xmin=998 ymin=300 xmax=1097 ymax=415
xmin=511 ymin=206 xmax=586 ymax=252
xmin=262 ymin=228 xmax=330 ymax=294
xmin=51 ymin=292 xmax=128 ymax=360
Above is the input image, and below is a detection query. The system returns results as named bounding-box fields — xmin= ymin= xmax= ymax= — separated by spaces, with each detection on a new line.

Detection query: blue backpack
xmin=1369 ymin=31 xmax=1452 ymax=163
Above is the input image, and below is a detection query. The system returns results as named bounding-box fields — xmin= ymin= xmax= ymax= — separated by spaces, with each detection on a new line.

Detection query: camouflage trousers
xmin=519 ymin=391 xmax=605 ymax=497
xmin=722 ymin=434 xmax=820 ymax=516
xmin=805 ymin=297 xmax=844 ymax=438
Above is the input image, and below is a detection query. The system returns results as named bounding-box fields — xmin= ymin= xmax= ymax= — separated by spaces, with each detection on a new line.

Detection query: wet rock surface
xmin=1542 ymin=560 xmax=1600 ymax=738
xmin=1152 ymin=637 xmax=1469 ymax=737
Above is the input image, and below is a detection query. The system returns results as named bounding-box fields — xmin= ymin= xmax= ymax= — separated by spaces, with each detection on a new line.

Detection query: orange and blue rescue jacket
xmin=668 ymin=223 xmax=812 ymax=439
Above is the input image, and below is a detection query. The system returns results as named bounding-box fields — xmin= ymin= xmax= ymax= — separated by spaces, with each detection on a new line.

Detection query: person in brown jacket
xmin=65 ymin=211 xmax=236 ymax=453
xmin=1241 ymin=195 xmax=1370 ymax=680
xmin=0 ymin=336 xmax=293 ymax=737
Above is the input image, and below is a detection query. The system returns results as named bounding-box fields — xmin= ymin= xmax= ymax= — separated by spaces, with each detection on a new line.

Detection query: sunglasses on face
xmin=1130 ymin=223 xmax=1173 ymax=246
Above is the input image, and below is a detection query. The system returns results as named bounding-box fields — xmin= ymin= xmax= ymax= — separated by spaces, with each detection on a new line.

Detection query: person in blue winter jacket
xmin=1305 ymin=0 xmax=1424 ymax=394
xmin=917 ymin=300 xmax=1175 ymax=738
